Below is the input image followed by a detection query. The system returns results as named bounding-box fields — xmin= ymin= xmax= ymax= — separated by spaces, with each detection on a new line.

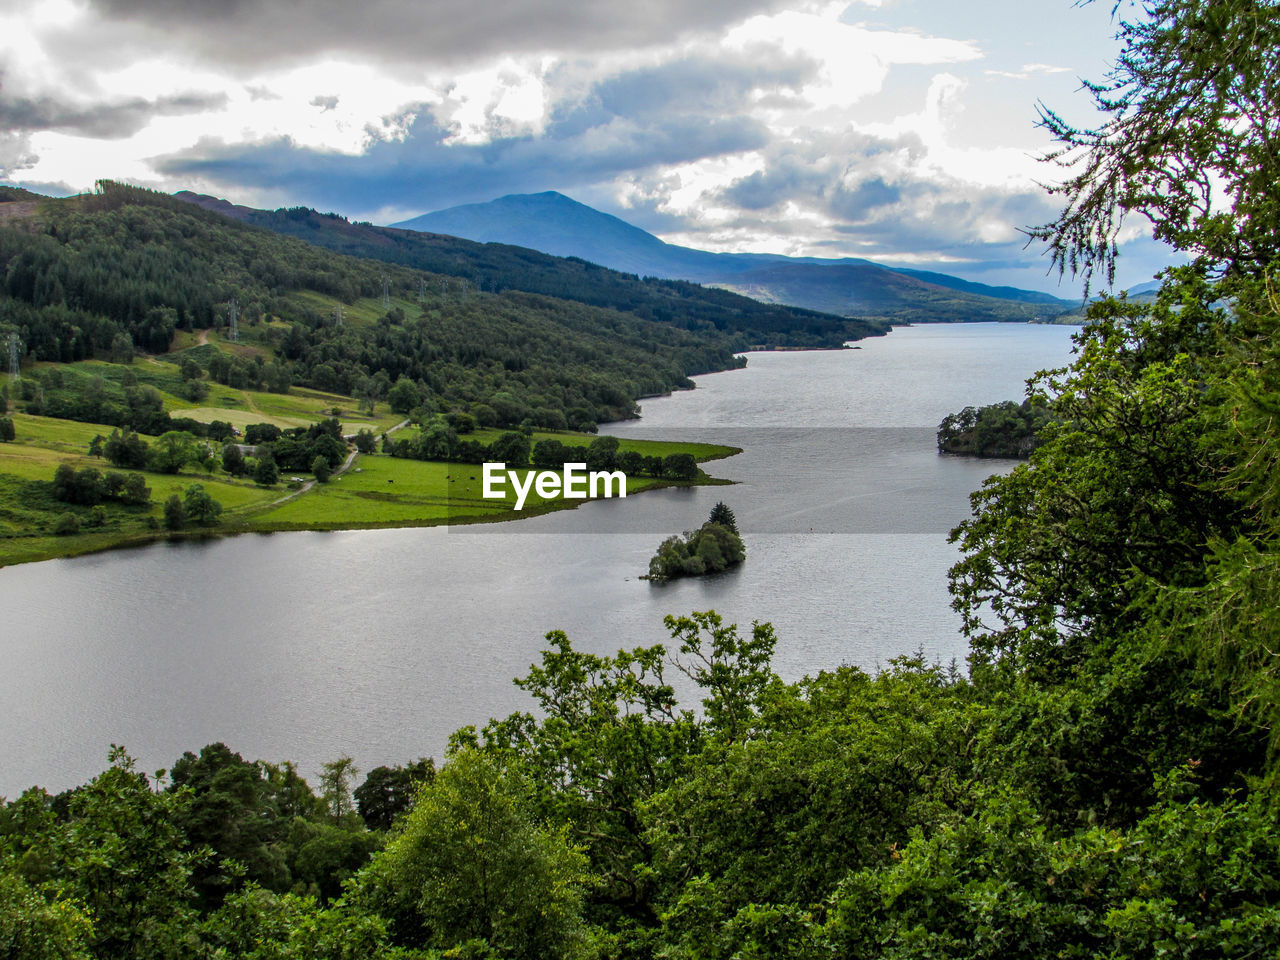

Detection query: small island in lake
xmin=646 ymin=502 xmax=745 ymax=580
xmin=936 ymin=398 xmax=1052 ymax=459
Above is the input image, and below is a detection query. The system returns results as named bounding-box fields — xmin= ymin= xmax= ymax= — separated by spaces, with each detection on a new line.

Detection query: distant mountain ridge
xmin=392 ymin=192 xmax=1075 ymax=322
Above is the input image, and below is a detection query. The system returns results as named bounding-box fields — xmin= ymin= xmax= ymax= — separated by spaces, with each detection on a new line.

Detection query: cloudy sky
xmin=0 ymin=0 xmax=1172 ymax=294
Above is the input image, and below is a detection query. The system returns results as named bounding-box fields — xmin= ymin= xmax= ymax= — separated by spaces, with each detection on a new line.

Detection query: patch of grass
xmin=7 ymin=414 xmax=109 ymax=452
xmin=247 ymin=443 xmax=722 ymax=532
xmin=285 ymin=291 xmax=423 ymax=329
xmin=179 ymin=406 xmax=310 ymax=431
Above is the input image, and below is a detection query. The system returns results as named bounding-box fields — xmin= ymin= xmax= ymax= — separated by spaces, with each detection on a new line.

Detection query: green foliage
xmin=0 ymin=415 xmax=13 ymax=441
xmin=707 ymin=500 xmax=737 ymax=534
xmin=221 ymin=442 xmax=246 ymax=476
xmin=254 ymin=454 xmax=279 ymax=487
xmin=948 ymin=274 xmax=1241 ymax=670
xmin=148 ymin=430 xmax=201 ymax=474
xmin=648 ymin=521 xmax=745 ymax=580
xmin=653 ymin=660 xmax=977 ymax=960
xmin=311 ymin=455 xmax=331 ymax=483
xmin=386 ymin=376 xmax=422 ymax=415
xmin=363 ymin=749 xmax=588 ymax=959
xmin=104 ymin=427 xmax=150 ymax=469
xmin=354 ymin=759 xmax=435 ymax=832
xmin=1030 ymin=0 xmax=1280 ymax=287
xmin=52 ymin=512 xmax=80 ymax=536
xmin=245 ymin=423 xmax=283 ymax=445
xmin=318 ymin=756 xmax=360 ymax=825
xmin=0 ymin=859 xmax=93 ymax=960
xmin=488 ymin=430 xmax=530 ymax=467
xmin=182 ymin=483 xmax=222 ymax=526
xmin=13 ymin=747 xmax=205 ymax=960
xmin=664 ymin=611 xmax=779 ymax=743
xmin=163 ymin=493 xmax=184 ymax=530
xmin=662 ymin=452 xmax=698 ymax=480
xmin=936 ymin=398 xmax=1052 ymax=458
xmin=51 ymin=464 xmax=150 ymax=508
xmin=827 ymin=770 xmax=1280 ymax=959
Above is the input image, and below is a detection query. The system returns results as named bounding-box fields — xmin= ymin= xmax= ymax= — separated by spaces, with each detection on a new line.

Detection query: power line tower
xmin=6 ymin=332 xmax=21 ymax=381
xmin=417 ymin=277 xmax=426 ymax=303
xmin=228 ymin=297 xmax=239 ymax=343
xmin=335 ymin=304 xmax=344 ymax=328
xmin=381 ymin=275 xmax=391 ymax=309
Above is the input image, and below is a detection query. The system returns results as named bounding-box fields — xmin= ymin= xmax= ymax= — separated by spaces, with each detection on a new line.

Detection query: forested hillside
xmin=175 ymin=191 xmax=889 ymax=348
xmin=5 ymin=1 xmax=1280 ymax=957
xmin=0 ymin=183 xmax=747 ymax=429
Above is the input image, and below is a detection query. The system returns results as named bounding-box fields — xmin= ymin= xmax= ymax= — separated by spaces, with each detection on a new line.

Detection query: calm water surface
xmin=0 ymin=323 xmax=1076 ymax=795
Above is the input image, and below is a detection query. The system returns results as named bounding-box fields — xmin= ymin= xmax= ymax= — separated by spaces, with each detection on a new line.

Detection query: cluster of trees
xmin=647 ymin=502 xmax=745 ymax=580
xmin=14 ymin=363 xmax=242 ymax=440
xmin=0 ymin=181 xmax=393 ymax=363
xmin=383 ymin=426 xmax=699 ymax=480
xmin=23 ymin=367 xmax=173 ymax=434
xmin=204 ymin=351 xmax=292 ymax=394
xmin=271 ymin=292 xmax=742 ymax=430
xmin=162 ymin=484 xmax=222 ymax=530
xmin=0 ymin=744 xmax=439 ymax=959
xmin=242 ymin=419 xmax=348 ymax=473
xmin=51 ymin=464 xmax=150 ymax=507
xmin=936 ymin=397 xmax=1053 ymax=458
xmin=530 ymin=435 xmax=697 ymax=480
xmin=97 ymin=428 xmax=214 ymax=475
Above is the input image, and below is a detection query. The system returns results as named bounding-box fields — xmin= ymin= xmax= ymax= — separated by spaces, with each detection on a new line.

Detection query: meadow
xmin=0 ymin=381 xmax=736 ymax=566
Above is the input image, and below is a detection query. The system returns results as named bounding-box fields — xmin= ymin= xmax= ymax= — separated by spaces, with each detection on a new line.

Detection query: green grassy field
xmin=247 ymin=452 xmax=678 ymax=530
xmin=0 ymin=403 xmax=738 ymax=566
xmin=0 ymin=412 xmax=285 ymax=565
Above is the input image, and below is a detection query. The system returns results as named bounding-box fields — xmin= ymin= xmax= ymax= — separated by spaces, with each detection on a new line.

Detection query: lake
xmin=0 ymin=322 xmax=1077 ymax=796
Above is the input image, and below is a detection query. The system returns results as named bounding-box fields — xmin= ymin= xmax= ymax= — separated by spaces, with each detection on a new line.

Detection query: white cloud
xmin=435 ymin=59 xmax=548 ymax=145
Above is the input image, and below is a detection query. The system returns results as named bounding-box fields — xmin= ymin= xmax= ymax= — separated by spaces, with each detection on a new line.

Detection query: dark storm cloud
xmin=0 ymin=88 xmax=228 ymax=138
xmin=155 ymin=108 xmax=770 ymax=212
xmin=82 ymin=0 xmax=797 ymax=69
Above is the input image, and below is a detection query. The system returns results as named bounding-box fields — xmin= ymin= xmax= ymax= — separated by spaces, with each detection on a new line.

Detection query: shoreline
xmin=0 ymin=444 xmax=741 ymax=570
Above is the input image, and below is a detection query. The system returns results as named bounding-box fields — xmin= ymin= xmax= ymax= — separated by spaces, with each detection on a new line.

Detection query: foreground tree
xmin=361 ymin=749 xmax=588 ymax=959
xmin=13 ymin=748 xmax=205 ymax=960
xmin=1030 ymin=0 xmax=1280 ymax=287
